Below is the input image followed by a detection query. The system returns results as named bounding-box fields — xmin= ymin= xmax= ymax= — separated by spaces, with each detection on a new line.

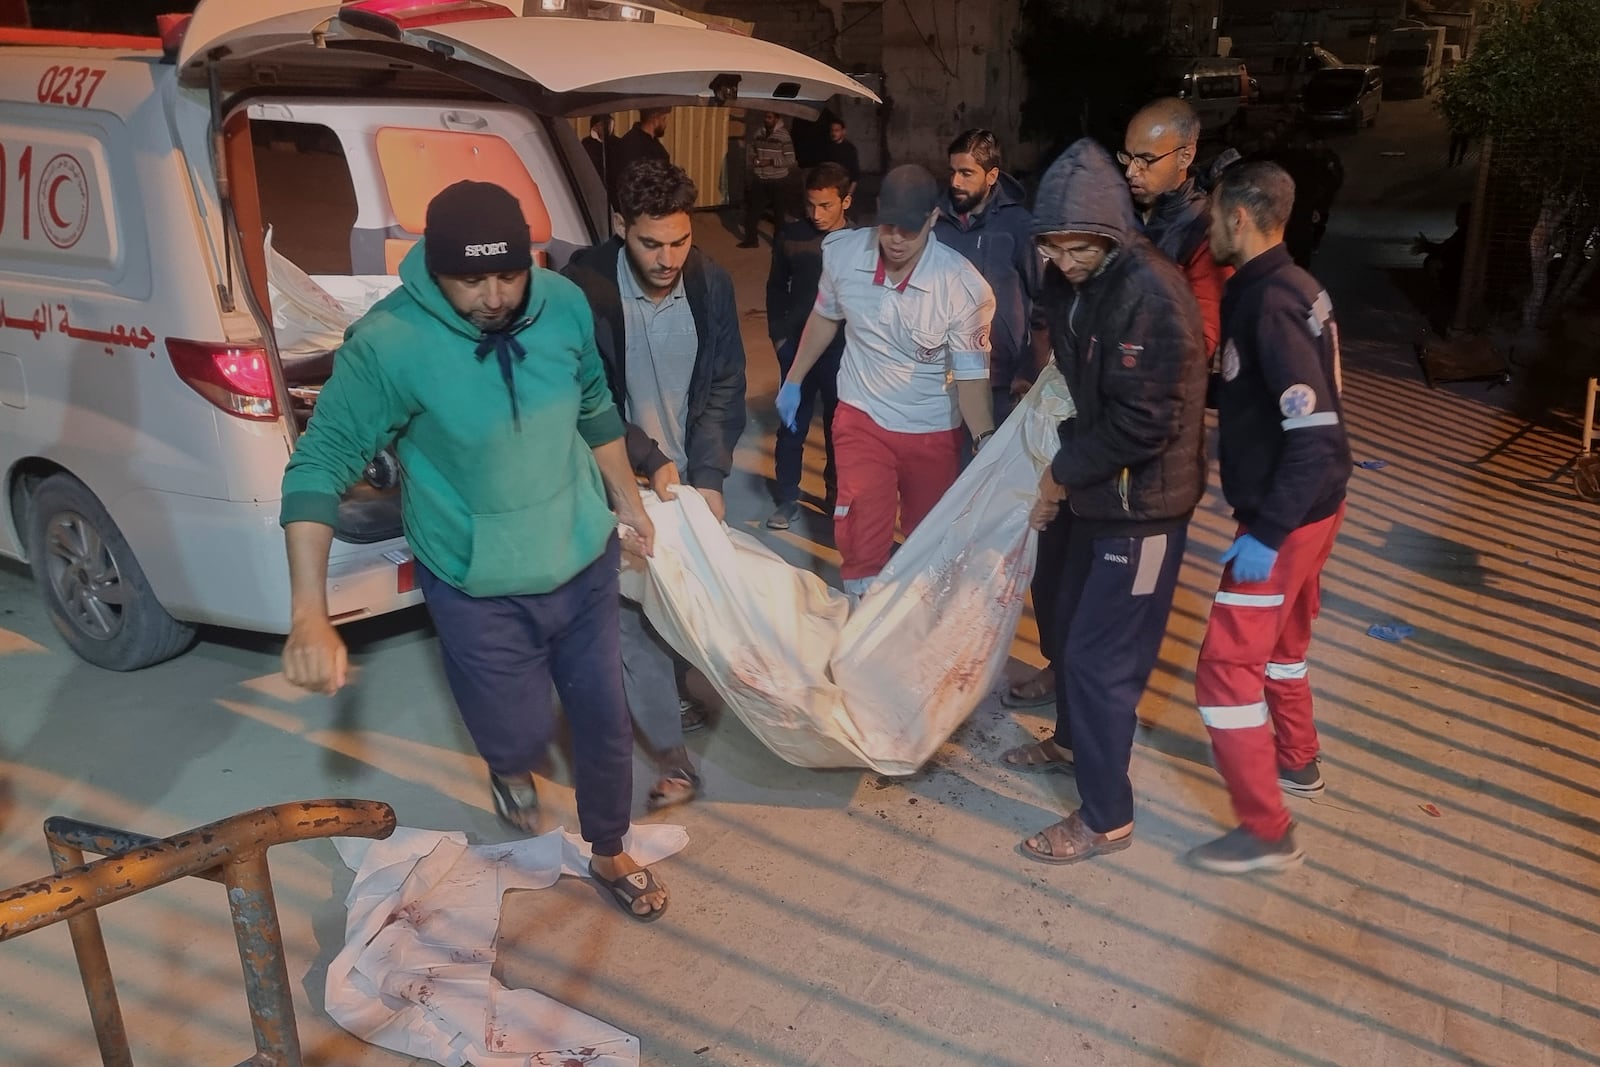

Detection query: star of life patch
xmin=1279 ymin=383 xmax=1317 ymax=418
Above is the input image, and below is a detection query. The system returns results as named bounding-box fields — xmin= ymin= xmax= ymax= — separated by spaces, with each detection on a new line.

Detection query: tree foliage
xmin=1015 ymin=0 xmax=1165 ymax=161
xmin=1441 ymin=0 xmax=1600 ymax=326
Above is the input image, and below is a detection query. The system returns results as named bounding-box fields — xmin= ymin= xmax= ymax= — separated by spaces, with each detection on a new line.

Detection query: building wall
xmin=687 ymin=0 xmax=1032 ymax=176
xmin=1220 ymin=0 xmax=1407 ymax=49
xmin=879 ymin=0 xmax=1030 ymax=174
xmin=693 ymin=0 xmax=843 ymax=66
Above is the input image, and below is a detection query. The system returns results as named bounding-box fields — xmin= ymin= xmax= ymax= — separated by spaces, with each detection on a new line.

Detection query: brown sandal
xmin=1020 ymin=811 xmax=1133 ymax=865
xmin=1000 ymin=739 xmax=1075 ymax=774
xmin=1000 ymin=667 xmax=1057 ymax=708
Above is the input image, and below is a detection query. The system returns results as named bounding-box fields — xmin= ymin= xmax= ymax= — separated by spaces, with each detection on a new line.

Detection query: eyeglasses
xmin=1116 ymin=145 xmax=1190 ymax=171
xmin=1035 ymin=240 xmax=1104 ymax=264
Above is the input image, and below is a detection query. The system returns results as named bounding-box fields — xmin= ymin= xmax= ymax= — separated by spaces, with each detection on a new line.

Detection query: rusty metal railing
xmin=0 ymin=798 xmax=396 ymax=1067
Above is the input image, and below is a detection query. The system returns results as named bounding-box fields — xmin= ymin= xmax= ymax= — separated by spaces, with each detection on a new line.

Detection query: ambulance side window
xmin=250 ymin=121 xmax=357 ymax=276
xmin=0 ymin=117 xmax=135 ymax=287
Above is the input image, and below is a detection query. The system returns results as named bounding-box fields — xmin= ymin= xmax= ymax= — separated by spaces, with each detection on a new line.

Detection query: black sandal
xmin=589 ymin=860 xmax=669 ymax=922
xmin=489 ymin=772 xmax=539 ymax=833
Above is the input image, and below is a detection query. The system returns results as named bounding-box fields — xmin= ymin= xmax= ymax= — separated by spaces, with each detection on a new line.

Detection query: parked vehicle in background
xmin=1229 ymin=41 xmax=1343 ymax=102
xmin=1299 ymin=65 xmax=1383 ymax=129
xmin=1378 ymin=25 xmax=1448 ymax=98
xmin=0 ymin=0 xmax=875 ymax=671
xmin=1158 ymin=57 xmax=1254 ymax=137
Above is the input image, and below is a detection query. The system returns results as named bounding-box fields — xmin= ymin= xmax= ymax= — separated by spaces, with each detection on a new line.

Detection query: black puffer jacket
xmin=1032 ymin=140 xmax=1208 ymax=523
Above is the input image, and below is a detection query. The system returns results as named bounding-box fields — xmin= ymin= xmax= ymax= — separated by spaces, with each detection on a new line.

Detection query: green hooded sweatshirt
xmin=280 ymin=241 xmax=627 ymax=598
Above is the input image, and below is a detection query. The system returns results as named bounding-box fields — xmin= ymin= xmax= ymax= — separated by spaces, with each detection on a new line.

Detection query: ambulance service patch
xmin=1221 ymin=339 xmax=1241 ymax=382
xmin=1279 ymin=383 xmax=1318 ymax=418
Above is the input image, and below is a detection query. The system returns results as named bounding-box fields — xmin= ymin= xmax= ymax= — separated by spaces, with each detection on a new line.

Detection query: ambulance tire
xmin=26 ymin=474 xmax=196 ymax=671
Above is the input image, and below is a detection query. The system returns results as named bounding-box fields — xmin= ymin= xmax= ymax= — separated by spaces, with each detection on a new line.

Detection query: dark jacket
xmin=821 ymin=137 xmax=861 ymax=186
xmin=563 ymin=239 xmax=747 ymax=493
xmin=1215 ymin=243 xmax=1351 ymax=548
xmin=766 ymin=218 xmax=848 ymax=373
xmin=935 ymin=172 xmax=1043 ymax=387
xmin=1031 ymin=140 xmax=1208 ymax=525
xmin=581 ymin=133 xmax=619 ymax=192
xmin=610 ymin=124 xmax=670 ymax=197
xmin=1140 ymin=176 xmax=1228 ymax=355
xmin=1142 ymin=176 xmax=1210 ymax=269
xmin=1253 ymin=143 xmax=1343 ymax=264
xmin=766 ymin=218 xmax=832 ymax=344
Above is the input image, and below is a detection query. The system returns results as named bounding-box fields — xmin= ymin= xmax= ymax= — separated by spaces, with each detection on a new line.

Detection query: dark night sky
xmin=26 ymin=0 xmax=200 ymax=33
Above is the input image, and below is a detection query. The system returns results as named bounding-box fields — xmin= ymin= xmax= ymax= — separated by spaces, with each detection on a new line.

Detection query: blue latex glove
xmin=1220 ymin=533 xmax=1279 ymax=584
xmin=776 ymin=381 xmax=802 ymax=432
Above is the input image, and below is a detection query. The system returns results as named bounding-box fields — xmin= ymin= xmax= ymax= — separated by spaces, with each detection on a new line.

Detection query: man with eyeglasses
xmin=1005 ymin=140 xmax=1207 ymax=866
xmin=1005 ymin=100 xmax=1229 ymax=713
xmin=1121 ymin=99 xmax=1230 ymax=356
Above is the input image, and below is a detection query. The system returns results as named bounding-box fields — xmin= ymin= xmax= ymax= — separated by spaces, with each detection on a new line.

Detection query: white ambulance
xmin=0 ymin=0 xmax=874 ymax=669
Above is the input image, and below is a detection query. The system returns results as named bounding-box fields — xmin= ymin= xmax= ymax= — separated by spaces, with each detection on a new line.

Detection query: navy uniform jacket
xmin=1215 ymin=243 xmax=1352 ymax=548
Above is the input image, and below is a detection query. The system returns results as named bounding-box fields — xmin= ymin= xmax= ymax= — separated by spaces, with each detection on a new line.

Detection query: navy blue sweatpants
xmin=417 ymin=535 xmax=633 ymax=856
xmin=772 ymin=335 xmax=841 ymax=505
xmin=1051 ymin=523 xmax=1189 ymax=834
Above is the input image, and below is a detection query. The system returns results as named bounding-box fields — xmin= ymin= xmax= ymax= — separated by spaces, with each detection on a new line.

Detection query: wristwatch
xmin=973 ymin=429 xmax=996 ymax=454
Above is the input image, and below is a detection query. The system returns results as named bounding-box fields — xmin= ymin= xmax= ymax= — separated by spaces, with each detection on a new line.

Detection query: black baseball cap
xmin=876 ymin=165 xmax=939 ymax=230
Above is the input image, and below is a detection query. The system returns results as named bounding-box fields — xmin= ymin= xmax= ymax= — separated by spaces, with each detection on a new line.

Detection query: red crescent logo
xmin=38 ymin=154 xmax=90 ymax=250
xmin=47 ymin=174 xmax=73 ymax=229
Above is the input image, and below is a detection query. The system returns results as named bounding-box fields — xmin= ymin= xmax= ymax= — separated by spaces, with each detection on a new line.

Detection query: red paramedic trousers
xmin=1194 ymin=504 xmax=1345 ymax=840
xmin=831 ymin=402 xmax=963 ymax=581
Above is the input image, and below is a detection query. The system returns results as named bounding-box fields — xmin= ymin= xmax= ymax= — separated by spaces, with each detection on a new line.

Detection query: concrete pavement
xmin=2 ymin=103 xmax=1598 ymax=1067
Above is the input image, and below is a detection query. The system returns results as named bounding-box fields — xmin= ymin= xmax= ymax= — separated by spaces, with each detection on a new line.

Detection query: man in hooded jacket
xmin=1006 ymin=100 xmax=1231 ymax=712
xmin=279 ymin=181 xmax=669 ymax=920
xmin=1004 ymin=140 xmax=1208 ymax=865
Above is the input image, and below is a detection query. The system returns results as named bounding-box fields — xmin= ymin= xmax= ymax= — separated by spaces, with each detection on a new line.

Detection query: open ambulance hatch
xmin=178 ymin=0 xmax=880 ymax=117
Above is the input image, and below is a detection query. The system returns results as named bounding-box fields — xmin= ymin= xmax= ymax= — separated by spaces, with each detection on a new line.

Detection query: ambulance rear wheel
xmin=26 ymin=474 xmax=196 ymax=671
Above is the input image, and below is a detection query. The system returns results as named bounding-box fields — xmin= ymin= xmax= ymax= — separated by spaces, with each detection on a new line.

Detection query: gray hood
xmin=1029 ymin=138 xmax=1139 ymax=247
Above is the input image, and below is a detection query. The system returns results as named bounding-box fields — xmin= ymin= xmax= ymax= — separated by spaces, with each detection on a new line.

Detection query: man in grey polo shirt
xmin=565 ymin=160 xmax=748 ymax=812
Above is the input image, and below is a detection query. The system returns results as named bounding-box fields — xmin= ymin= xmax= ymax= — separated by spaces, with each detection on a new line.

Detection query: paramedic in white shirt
xmin=778 ymin=164 xmax=997 ymax=596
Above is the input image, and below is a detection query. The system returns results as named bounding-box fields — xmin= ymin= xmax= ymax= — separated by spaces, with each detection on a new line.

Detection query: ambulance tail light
xmin=524 ymin=0 xmax=656 ymax=20
xmin=167 ymin=339 xmax=280 ymax=421
xmin=339 ymin=0 xmax=518 ymax=37
xmin=588 ymin=1 xmax=654 ymax=21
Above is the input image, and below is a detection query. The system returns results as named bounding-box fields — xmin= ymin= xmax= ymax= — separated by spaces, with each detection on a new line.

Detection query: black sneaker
xmin=1278 ymin=759 xmax=1325 ymax=799
xmin=489 ymin=772 xmax=539 ymax=833
xmin=766 ymin=501 xmax=801 ymax=530
xmin=1186 ymin=825 xmax=1304 ymax=874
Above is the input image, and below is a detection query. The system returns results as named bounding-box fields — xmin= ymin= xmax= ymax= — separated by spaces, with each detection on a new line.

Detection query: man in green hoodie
xmin=278 ymin=181 xmax=668 ymax=921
